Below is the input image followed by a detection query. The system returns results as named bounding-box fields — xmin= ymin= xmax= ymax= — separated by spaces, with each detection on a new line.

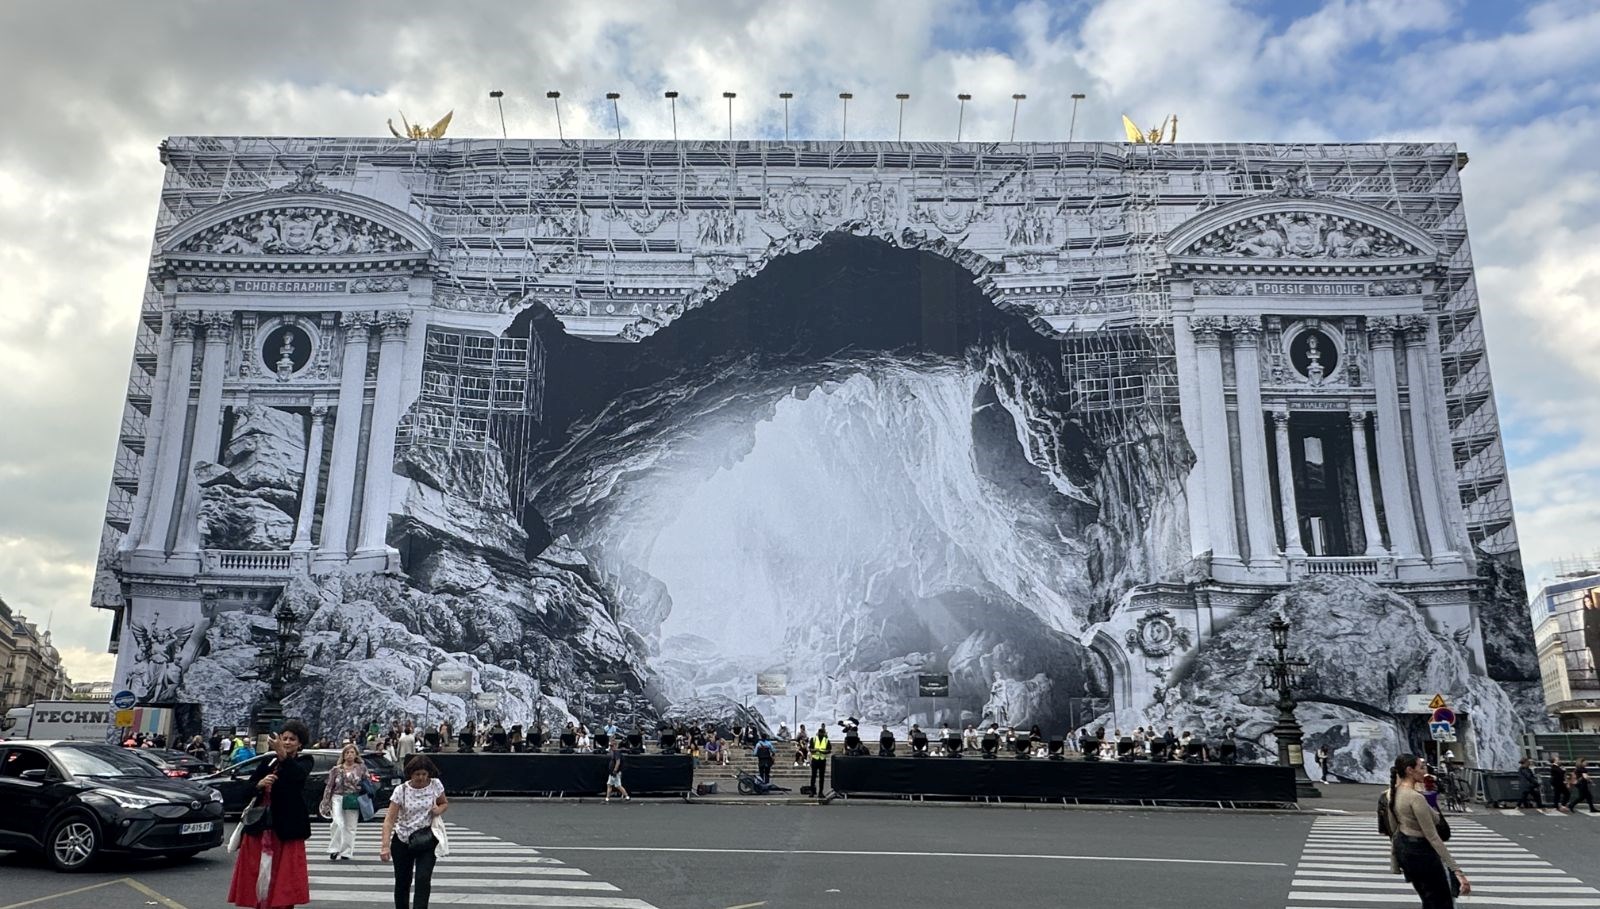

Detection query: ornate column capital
xmin=171 ymin=311 xmax=202 ymax=341
xmin=1228 ymin=315 xmax=1262 ymax=345
xmin=200 ymin=311 xmax=233 ymax=343
xmin=1366 ymin=315 xmax=1398 ymax=347
xmin=1348 ymin=407 xmax=1370 ymax=427
xmin=1190 ymin=315 xmax=1227 ymax=343
xmin=1398 ymin=314 xmax=1431 ymax=345
xmin=1271 ymin=409 xmax=1292 ymax=428
xmin=310 ymin=404 xmax=330 ymax=420
xmin=378 ymin=309 xmax=412 ymax=340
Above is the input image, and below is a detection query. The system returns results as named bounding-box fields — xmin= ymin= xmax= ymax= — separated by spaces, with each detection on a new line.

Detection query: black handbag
xmin=405 ymin=826 xmax=437 ymax=851
xmin=240 ymin=798 xmax=272 ymax=834
xmin=1436 ymin=812 xmax=1451 ymax=841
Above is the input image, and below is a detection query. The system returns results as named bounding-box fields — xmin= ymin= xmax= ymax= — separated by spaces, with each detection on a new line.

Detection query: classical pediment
xmin=177 ymin=206 xmax=418 ymax=256
xmin=1182 ymin=211 xmax=1422 ymax=261
xmin=1164 ymin=195 xmax=1439 ymax=271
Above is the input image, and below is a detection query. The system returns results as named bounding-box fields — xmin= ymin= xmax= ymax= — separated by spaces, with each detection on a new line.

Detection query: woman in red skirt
xmin=228 ymin=719 xmax=314 ymax=909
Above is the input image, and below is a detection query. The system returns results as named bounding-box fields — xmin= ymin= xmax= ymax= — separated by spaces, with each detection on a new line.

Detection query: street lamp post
xmin=250 ymin=598 xmax=305 ymax=737
xmin=1258 ymin=613 xmax=1320 ymax=799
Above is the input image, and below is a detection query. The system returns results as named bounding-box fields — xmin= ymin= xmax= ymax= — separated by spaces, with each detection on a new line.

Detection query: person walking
xmin=754 ymin=734 xmax=775 ymax=783
xmin=1516 ymin=756 xmax=1544 ymax=809
xmin=382 ymin=754 xmax=449 ymax=909
xmin=808 ymin=725 xmax=831 ymax=800
xmin=227 ymin=719 xmax=314 ymax=909
xmin=1548 ymin=755 xmax=1570 ymax=812
xmin=1387 ymin=754 xmax=1470 ymax=907
xmin=1565 ymin=758 xmax=1595 ymax=813
xmin=320 ymin=743 xmax=367 ymax=862
xmin=604 ymin=740 xmax=630 ymax=802
xmin=1315 ymin=744 xmax=1331 ymax=782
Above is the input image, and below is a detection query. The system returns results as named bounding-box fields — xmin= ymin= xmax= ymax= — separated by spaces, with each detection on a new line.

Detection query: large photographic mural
xmin=93 ymin=138 xmax=1537 ymax=780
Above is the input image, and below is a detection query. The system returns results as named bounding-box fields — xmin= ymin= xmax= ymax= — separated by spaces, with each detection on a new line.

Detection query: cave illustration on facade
xmin=93 ymin=138 xmax=1536 ymax=781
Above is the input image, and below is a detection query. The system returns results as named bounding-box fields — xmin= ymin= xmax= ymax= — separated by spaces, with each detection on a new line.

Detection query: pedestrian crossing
xmin=304 ymin=820 xmax=662 ymax=908
xmin=1490 ymin=807 xmax=1600 ymax=817
xmin=1287 ymin=816 xmax=1599 ymax=907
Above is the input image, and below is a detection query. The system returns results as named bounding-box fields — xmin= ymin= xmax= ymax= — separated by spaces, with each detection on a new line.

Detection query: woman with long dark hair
xmin=381 ymin=754 xmax=449 ymax=909
xmin=228 ymin=720 xmax=314 ymax=909
xmin=1387 ymin=753 xmax=1470 ymax=908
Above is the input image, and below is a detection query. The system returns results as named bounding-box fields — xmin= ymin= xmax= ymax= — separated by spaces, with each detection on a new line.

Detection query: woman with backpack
xmin=1386 ymin=753 xmax=1470 ymax=907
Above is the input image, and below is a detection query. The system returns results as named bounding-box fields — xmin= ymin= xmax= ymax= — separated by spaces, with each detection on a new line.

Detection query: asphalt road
xmin=1 ymin=801 xmax=1596 ymax=909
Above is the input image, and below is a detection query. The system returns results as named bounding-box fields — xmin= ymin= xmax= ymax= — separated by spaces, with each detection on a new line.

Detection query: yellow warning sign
xmin=114 ymin=709 xmax=134 ymax=727
xmin=1427 ymin=693 xmax=1448 ymax=711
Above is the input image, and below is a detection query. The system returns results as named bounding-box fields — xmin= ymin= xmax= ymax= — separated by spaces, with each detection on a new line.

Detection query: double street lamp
xmin=1257 ymin=613 xmax=1320 ymax=799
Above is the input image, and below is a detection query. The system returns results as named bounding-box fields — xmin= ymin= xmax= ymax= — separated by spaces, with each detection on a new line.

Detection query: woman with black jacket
xmin=228 ymin=720 xmax=314 ymax=909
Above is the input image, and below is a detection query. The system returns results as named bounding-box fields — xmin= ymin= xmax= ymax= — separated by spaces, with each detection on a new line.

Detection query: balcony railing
xmin=1291 ymin=556 xmax=1397 ymax=581
xmin=202 ymin=549 xmax=295 ymax=575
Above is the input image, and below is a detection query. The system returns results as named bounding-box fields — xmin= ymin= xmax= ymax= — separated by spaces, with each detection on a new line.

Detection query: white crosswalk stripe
xmin=1285 ymin=816 xmax=1598 ymax=907
xmin=297 ymin=821 xmax=661 ymax=908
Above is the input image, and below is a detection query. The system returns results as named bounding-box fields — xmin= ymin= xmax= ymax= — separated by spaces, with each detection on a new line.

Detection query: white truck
xmin=0 ymin=701 xmax=115 ymax=741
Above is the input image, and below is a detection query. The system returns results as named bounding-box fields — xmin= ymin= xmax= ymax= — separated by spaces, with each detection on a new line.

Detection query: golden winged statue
xmin=388 ymin=110 xmax=454 ymax=140
xmin=1121 ymin=114 xmax=1178 ymax=144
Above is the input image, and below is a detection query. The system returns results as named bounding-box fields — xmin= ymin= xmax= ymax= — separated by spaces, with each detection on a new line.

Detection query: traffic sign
xmin=1429 ymin=720 xmax=1454 ymax=738
xmin=1430 ymin=707 xmax=1456 ymax=726
xmin=114 ymin=709 xmax=134 ymax=727
xmin=1427 ymin=693 xmax=1448 ymax=711
xmin=110 ymin=689 xmax=137 ymax=710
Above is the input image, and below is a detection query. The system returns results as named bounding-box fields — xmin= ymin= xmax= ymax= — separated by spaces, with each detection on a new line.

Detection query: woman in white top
xmin=381 ymin=755 xmax=449 ymax=909
xmin=1387 ymin=753 xmax=1470 ymax=907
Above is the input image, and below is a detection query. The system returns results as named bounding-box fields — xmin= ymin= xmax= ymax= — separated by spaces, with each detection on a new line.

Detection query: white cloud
xmin=1 ymin=0 xmax=1597 ymax=665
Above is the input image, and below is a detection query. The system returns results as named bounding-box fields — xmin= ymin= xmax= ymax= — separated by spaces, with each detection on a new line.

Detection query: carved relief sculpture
xmin=1191 ymin=212 xmax=1416 ymax=259
xmin=182 ymin=207 xmax=413 ymax=256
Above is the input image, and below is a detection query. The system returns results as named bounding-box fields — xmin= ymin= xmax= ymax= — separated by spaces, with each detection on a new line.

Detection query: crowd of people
xmin=220 ymin=717 xmax=452 ymax=909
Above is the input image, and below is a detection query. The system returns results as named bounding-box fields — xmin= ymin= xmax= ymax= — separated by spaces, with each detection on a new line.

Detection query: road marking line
xmin=525 ymin=845 xmax=1285 ymax=867
xmin=724 ymin=903 xmax=768 ymax=909
xmin=121 ymin=879 xmax=193 ymax=909
xmin=310 ymin=877 xmax=618 ymax=892
xmin=330 ymin=865 xmax=589 ymax=876
xmin=0 ymin=880 xmax=121 ymax=909
xmin=310 ymin=892 xmax=659 ymax=908
xmin=1288 ymin=893 xmax=1599 ymax=905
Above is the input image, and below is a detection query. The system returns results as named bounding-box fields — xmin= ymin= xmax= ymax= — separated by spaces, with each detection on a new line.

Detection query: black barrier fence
xmin=428 ymin=753 xmax=695 ymax=796
xmin=830 ymin=755 xmax=1297 ymax=804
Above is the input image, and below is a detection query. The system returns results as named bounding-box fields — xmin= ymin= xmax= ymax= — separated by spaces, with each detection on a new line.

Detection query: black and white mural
xmin=96 ymin=139 xmax=1539 ymax=781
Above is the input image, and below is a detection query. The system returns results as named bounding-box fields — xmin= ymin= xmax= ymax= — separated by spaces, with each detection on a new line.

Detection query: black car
xmin=128 ymin=747 xmax=217 ymax=779
xmin=195 ymin=749 xmax=399 ymax=817
xmin=0 ymin=740 xmax=225 ymax=871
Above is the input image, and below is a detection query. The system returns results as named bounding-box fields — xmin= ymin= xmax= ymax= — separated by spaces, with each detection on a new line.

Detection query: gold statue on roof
xmin=1122 ymin=114 xmax=1178 ymax=144
xmin=388 ymin=110 xmax=454 ymax=140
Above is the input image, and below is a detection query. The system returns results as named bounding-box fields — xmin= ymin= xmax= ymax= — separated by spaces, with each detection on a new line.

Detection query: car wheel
xmin=47 ymin=816 xmax=99 ymax=872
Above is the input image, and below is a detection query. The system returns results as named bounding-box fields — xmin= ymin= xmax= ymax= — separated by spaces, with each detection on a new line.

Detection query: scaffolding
xmin=95 ymin=138 xmax=1521 ymax=604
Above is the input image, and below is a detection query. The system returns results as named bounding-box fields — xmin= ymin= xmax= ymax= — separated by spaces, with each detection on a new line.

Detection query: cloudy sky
xmin=2 ymin=0 xmax=1597 ymax=682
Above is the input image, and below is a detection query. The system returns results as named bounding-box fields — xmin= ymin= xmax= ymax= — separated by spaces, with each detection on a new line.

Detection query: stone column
xmin=175 ymin=313 xmax=232 ymax=553
xmin=319 ymin=313 xmax=375 ymax=556
xmin=122 ymin=311 xmax=176 ymax=553
xmin=1368 ymin=317 xmax=1420 ymax=559
xmin=1192 ymin=317 xmax=1239 ymax=562
xmin=139 ymin=312 xmax=199 ymax=552
xmin=1272 ymin=410 xmax=1306 ymax=558
xmin=1348 ymin=409 xmax=1387 ymax=556
xmin=357 ymin=310 xmax=411 ymax=554
xmin=1172 ymin=313 xmax=1211 ymax=558
xmin=1402 ymin=315 xmax=1458 ymax=563
xmin=291 ymin=406 xmax=329 ymax=552
xmin=1229 ymin=317 xmax=1277 ymax=568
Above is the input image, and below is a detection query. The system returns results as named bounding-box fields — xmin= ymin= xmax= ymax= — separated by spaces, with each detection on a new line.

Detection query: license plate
xmin=180 ymin=822 xmax=214 ymax=835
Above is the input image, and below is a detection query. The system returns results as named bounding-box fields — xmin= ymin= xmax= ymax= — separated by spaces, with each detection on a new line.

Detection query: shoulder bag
xmin=240 ymin=758 xmax=278 ymax=834
xmin=402 ymin=784 xmax=438 ymax=851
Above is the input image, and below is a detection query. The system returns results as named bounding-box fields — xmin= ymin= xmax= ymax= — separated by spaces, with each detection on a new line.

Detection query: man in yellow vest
xmin=809 ymin=725 xmax=831 ymax=799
